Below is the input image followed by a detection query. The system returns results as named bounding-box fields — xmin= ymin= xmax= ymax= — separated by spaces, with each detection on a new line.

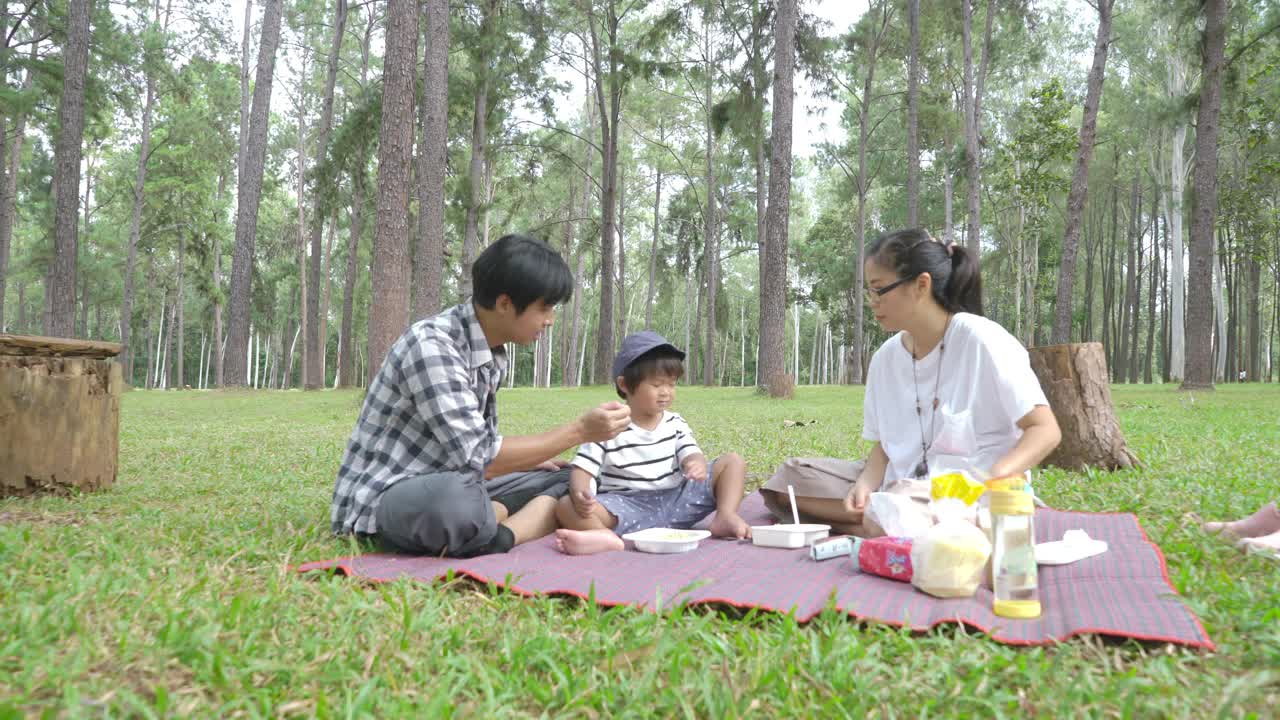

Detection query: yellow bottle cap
xmin=994 ymin=599 xmax=1042 ymax=619
xmin=988 ymin=489 xmax=1034 ymax=515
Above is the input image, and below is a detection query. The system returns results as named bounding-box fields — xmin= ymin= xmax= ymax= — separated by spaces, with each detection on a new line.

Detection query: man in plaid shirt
xmin=331 ymin=234 xmax=631 ymax=557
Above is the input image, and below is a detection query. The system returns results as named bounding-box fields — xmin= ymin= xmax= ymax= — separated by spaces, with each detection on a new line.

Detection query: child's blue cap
xmin=612 ymin=331 xmax=685 ymax=379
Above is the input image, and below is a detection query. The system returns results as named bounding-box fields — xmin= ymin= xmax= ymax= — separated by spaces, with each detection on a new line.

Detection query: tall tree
xmin=122 ymin=0 xmax=172 ymax=382
xmin=458 ymin=0 xmax=497 ymax=302
xmin=701 ymin=0 xmax=718 ymax=386
xmin=585 ymin=0 xmax=622 ymax=384
xmin=304 ymin=0 xmax=348 ymax=389
xmin=337 ymin=6 xmax=376 ymax=388
xmin=225 ymin=0 xmax=284 ymax=386
xmin=1050 ymin=0 xmax=1113 ymax=344
xmin=1183 ymin=0 xmax=1229 ymax=390
xmin=0 ymin=41 xmax=34 ymax=332
xmin=905 ymin=0 xmax=920 ymax=227
xmin=366 ymin=0 xmax=418 ymax=383
xmin=47 ymin=0 xmax=94 ymax=337
xmin=961 ymin=0 xmax=994 ymax=253
xmin=414 ymin=0 xmax=449 ymax=317
xmin=758 ymin=0 xmax=796 ymax=397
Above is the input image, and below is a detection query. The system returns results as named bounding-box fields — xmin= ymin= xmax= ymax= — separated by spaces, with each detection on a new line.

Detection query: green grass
xmin=2 ymin=384 xmax=1279 ymax=717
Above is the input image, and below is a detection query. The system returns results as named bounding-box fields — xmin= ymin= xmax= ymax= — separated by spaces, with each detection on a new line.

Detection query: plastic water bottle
xmin=988 ymin=488 xmax=1041 ymax=619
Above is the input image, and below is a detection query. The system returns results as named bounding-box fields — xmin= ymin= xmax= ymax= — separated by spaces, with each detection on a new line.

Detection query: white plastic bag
xmin=910 ymin=519 xmax=993 ymax=598
xmin=867 ymin=491 xmax=933 ymax=539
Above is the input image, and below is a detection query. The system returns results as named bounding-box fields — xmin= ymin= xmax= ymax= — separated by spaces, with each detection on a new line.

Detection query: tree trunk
xmin=295 ymin=89 xmax=310 ymax=389
xmin=905 ymin=0 xmax=920 ymax=227
xmin=1129 ymin=193 xmax=1144 ymax=384
xmin=225 ymin=0 xmax=283 ymax=386
xmin=176 ymin=235 xmax=185 ymax=388
xmin=618 ymin=161 xmax=629 ymax=342
xmin=366 ymin=0 xmax=418 ymax=384
xmin=1 ymin=45 xmax=33 ymax=334
xmin=415 ymin=0 xmax=449 ymax=317
xmin=1117 ymin=174 xmax=1138 ymax=382
xmin=646 ymin=151 xmax=661 ymax=330
xmin=1051 ymin=0 xmax=1112 ymax=343
xmin=564 ymin=103 xmax=593 ymax=387
xmin=1 ymin=336 xmax=124 ymax=496
xmin=1166 ymin=67 xmax=1189 ymax=382
xmin=47 ymin=0 xmax=93 ymax=337
xmin=702 ymin=2 xmax=717 ymax=386
xmin=1182 ymin=0 xmax=1228 ymax=391
xmin=961 ymin=0 xmax=994 ymax=254
xmin=1145 ymin=189 xmax=1157 ymax=383
xmin=1028 ymin=342 xmax=1139 ymax=471
xmin=459 ymin=0 xmax=495 ymax=302
xmin=1247 ymin=254 xmax=1261 ymax=380
xmin=586 ymin=1 xmax=621 ymax=385
xmin=302 ymin=0 xmax=347 ymax=390
xmin=758 ymin=0 xmax=796 ymax=397
xmin=943 ymin=154 xmax=954 ymax=244
xmin=337 ymin=11 xmax=374 ymax=388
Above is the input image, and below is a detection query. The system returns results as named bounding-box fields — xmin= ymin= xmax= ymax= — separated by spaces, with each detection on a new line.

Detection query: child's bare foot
xmin=1203 ymin=501 xmax=1280 ymax=539
xmin=554 ymin=528 xmax=624 ymax=555
xmin=1240 ymin=530 xmax=1280 ymax=559
xmin=709 ymin=511 xmax=752 ymax=540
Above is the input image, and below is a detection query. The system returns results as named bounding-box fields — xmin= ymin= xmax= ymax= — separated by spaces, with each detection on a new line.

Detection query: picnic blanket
xmin=297 ymin=493 xmax=1213 ymax=649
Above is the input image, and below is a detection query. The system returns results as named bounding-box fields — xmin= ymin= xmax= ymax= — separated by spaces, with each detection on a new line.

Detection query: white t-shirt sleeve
xmin=862 ymin=351 xmax=883 ymax=442
xmin=571 ymin=441 xmax=606 ymax=479
xmin=671 ymin=415 xmax=704 ymax=463
xmin=980 ymin=325 xmax=1050 ymax=425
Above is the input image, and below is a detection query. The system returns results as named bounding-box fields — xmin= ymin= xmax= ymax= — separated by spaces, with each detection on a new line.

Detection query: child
xmin=554 ymin=331 xmax=752 ymax=554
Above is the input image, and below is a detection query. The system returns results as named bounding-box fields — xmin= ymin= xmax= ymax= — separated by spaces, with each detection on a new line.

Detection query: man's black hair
xmin=616 ymin=349 xmax=685 ymax=399
xmin=472 ymin=233 xmax=573 ymax=312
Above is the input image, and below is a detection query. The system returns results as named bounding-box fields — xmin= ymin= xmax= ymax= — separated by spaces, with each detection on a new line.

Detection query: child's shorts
xmin=595 ymin=462 xmax=719 ymax=536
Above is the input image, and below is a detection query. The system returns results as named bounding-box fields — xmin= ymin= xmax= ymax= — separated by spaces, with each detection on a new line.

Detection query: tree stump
xmin=0 ymin=333 xmax=124 ymax=496
xmin=1027 ymin=341 xmax=1139 ymax=471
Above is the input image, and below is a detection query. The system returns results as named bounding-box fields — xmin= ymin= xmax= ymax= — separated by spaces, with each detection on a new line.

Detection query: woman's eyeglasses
xmin=865 ymin=274 xmax=918 ymax=303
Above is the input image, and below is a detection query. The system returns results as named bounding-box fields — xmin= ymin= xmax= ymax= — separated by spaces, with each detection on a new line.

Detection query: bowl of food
xmin=750 ymin=523 xmax=831 ymax=549
xmin=622 ymin=528 xmax=712 ymax=554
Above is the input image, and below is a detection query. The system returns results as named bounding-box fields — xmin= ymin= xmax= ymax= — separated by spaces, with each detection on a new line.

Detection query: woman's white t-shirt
xmin=862 ymin=313 xmax=1049 ymax=485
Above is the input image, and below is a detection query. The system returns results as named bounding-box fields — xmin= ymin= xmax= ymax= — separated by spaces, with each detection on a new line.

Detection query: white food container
xmin=622 ymin=528 xmax=712 ymax=554
xmin=750 ymin=523 xmax=831 ymax=549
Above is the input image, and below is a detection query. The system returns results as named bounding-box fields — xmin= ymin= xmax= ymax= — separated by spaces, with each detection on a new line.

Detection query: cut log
xmin=0 ymin=333 xmax=124 ymax=359
xmin=1 ymin=334 xmax=123 ymax=496
xmin=1028 ymin=342 xmax=1139 ymax=471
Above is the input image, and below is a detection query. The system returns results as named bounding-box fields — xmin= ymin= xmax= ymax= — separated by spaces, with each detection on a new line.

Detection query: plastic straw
xmin=787 ymin=484 xmax=800 ymax=526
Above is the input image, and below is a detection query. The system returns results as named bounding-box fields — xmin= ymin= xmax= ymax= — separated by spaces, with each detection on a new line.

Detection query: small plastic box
xmin=750 ymin=523 xmax=831 ymax=549
xmin=622 ymin=528 xmax=711 ymax=554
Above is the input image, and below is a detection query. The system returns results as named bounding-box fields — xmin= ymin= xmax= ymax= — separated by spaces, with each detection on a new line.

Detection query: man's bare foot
xmin=1203 ymin=501 xmax=1280 ymax=539
xmin=709 ymin=511 xmax=752 ymax=540
xmin=554 ymin=528 xmax=624 ymax=555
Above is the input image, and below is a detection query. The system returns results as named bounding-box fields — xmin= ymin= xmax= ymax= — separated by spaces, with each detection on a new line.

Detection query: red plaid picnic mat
xmin=297 ymin=493 xmax=1213 ymax=649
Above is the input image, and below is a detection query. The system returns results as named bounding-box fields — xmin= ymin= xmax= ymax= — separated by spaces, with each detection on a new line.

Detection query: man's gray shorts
xmin=595 ymin=461 xmax=718 ymax=536
xmin=373 ymin=468 xmax=569 ymax=557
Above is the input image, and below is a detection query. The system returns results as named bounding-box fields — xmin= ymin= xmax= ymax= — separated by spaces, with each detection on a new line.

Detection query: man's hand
xmin=570 ymin=487 xmax=597 ymax=518
xmin=534 ymin=458 xmax=570 ymax=473
xmin=577 ymin=402 xmax=631 ymax=443
xmin=682 ymin=456 xmax=708 ymax=482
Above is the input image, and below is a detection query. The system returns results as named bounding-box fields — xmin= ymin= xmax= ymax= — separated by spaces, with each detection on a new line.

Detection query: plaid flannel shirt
xmin=330 ymin=302 xmax=507 ymax=536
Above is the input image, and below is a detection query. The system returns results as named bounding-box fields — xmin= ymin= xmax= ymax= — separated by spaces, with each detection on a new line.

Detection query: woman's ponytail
xmin=942 ymin=244 xmax=983 ymax=316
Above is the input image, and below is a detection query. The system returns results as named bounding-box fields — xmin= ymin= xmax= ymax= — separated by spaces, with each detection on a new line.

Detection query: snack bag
xmin=910 ymin=518 xmax=992 ymax=598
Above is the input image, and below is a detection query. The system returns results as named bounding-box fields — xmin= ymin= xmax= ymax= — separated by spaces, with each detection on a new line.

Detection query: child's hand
xmin=571 ymin=488 xmax=597 ymax=518
xmin=683 ymin=457 xmax=708 ymax=482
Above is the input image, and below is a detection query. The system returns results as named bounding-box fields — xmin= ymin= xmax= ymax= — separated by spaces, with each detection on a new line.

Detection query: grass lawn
xmin=2 ymin=383 xmax=1279 ymax=717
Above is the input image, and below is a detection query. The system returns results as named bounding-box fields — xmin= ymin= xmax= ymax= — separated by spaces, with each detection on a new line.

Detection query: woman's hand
xmin=843 ymin=474 xmax=881 ymax=514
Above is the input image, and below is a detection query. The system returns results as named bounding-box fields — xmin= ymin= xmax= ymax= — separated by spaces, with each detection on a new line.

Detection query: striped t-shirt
xmin=571 ymin=411 xmax=704 ymax=494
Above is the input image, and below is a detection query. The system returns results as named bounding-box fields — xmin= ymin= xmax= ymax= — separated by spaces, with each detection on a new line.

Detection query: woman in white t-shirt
xmin=761 ymin=228 xmax=1062 ymax=534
